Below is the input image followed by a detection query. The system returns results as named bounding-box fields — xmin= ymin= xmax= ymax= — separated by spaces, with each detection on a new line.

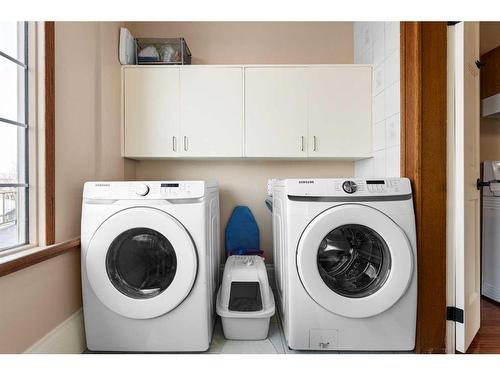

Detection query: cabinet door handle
xmin=184 ymin=136 xmax=188 ymax=151
xmin=172 ymin=136 xmax=177 ymax=152
xmin=301 ymin=136 xmax=304 ymax=151
xmin=313 ymin=136 xmax=317 ymax=151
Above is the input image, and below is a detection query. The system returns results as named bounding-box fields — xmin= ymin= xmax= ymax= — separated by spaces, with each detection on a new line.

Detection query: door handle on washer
xmin=184 ymin=136 xmax=188 ymax=151
xmin=172 ymin=136 xmax=177 ymax=152
xmin=313 ymin=136 xmax=317 ymax=151
xmin=301 ymin=136 xmax=304 ymax=151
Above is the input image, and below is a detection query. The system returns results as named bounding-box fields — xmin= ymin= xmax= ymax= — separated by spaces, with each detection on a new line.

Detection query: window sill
xmin=0 ymin=237 xmax=80 ymax=277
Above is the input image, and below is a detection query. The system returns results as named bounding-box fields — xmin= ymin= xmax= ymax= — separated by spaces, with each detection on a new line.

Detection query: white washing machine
xmin=269 ymin=178 xmax=417 ymax=351
xmin=81 ymin=181 xmax=220 ymax=352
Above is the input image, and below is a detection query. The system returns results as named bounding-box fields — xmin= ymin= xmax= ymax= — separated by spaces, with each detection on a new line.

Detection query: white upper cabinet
xmin=180 ymin=67 xmax=243 ymax=157
xmin=245 ymin=67 xmax=308 ymax=157
xmin=123 ymin=67 xmax=180 ymax=157
xmin=122 ymin=65 xmax=372 ymax=159
xmin=308 ymin=66 xmax=372 ymax=158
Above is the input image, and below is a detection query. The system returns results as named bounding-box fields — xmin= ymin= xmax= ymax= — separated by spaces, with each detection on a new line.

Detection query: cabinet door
xmin=123 ymin=68 xmax=180 ymax=157
xmin=245 ymin=67 xmax=308 ymax=157
xmin=308 ymin=66 xmax=372 ymax=158
xmin=180 ymin=67 xmax=243 ymax=157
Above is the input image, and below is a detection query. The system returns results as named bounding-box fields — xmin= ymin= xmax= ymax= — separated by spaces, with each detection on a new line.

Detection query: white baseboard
xmin=24 ymin=308 xmax=86 ymax=354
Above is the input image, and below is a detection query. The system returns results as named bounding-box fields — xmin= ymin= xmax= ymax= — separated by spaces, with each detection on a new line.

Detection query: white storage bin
xmin=216 ymin=256 xmax=275 ymax=340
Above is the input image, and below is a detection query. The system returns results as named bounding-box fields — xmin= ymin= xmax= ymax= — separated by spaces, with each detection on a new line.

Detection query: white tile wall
xmin=373 ymin=92 xmax=385 ymax=124
xmin=385 ymin=113 xmax=400 ymax=148
xmin=385 ymin=81 xmax=400 ymax=118
xmin=373 ymin=149 xmax=387 ymax=176
xmin=373 ymin=64 xmax=385 ymax=96
xmin=354 ymin=22 xmax=401 ymax=178
xmin=386 ymin=145 xmax=400 ymax=177
xmin=373 ymin=120 xmax=386 ymax=151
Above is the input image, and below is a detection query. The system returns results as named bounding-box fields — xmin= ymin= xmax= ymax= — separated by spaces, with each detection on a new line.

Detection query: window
xmin=0 ymin=22 xmax=29 ymax=251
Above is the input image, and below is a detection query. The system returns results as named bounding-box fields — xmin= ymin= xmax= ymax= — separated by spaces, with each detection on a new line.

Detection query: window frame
xmin=0 ymin=22 xmax=31 ymax=252
xmin=0 ymin=21 xmax=57 ymax=261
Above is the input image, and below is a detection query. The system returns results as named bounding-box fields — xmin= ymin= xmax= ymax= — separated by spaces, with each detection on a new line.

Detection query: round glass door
xmin=296 ymin=204 xmax=413 ymax=318
xmin=317 ymin=224 xmax=391 ymax=298
xmin=85 ymin=207 xmax=197 ymax=320
xmin=106 ymin=228 xmax=177 ymax=299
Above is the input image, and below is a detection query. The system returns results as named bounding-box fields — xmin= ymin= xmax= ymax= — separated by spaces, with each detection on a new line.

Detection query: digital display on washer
xmin=366 ymin=180 xmax=385 ymax=185
xmin=161 ymin=183 xmax=179 ymax=188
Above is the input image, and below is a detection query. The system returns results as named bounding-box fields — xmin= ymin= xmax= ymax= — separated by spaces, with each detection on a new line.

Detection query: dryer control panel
xmin=83 ymin=181 xmax=218 ymax=200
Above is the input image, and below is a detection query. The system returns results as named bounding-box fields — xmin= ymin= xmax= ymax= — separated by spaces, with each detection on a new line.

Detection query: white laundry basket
xmin=216 ymin=256 xmax=275 ymax=340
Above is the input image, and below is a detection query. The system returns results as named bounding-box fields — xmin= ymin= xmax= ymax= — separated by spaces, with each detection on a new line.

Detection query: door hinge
xmin=475 ymin=60 xmax=485 ymax=69
xmin=447 ymin=306 xmax=464 ymax=323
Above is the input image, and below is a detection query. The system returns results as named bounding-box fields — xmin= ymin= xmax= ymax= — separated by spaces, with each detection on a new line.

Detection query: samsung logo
xmin=95 ymin=183 xmax=110 ymax=187
xmin=298 ymin=180 xmax=314 ymax=184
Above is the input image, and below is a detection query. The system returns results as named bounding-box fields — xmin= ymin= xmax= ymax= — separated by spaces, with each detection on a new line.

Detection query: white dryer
xmin=81 ymin=181 xmax=220 ymax=352
xmin=269 ymin=178 xmax=417 ymax=351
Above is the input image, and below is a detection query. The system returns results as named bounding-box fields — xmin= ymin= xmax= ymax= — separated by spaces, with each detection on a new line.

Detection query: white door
xmin=296 ymin=204 xmax=413 ymax=318
xmin=308 ymin=66 xmax=372 ymax=158
xmin=123 ymin=67 xmax=180 ymax=157
xmin=86 ymin=207 xmax=197 ymax=319
xmin=180 ymin=67 xmax=243 ymax=157
xmin=245 ymin=67 xmax=308 ymax=157
xmin=449 ymin=22 xmax=481 ymax=353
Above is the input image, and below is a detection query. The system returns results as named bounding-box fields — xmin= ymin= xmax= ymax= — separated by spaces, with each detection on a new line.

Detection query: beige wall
xmin=0 ymin=250 xmax=81 ymax=353
xmin=125 ymin=22 xmax=355 ymax=262
xmin=55 ymin=22 xmax=125 ymax=242
xmin=480 ymin=22 xmax=500 ymax=163
xmin=0 ymin=22 xmax=124 ymax=353
xmin=126 ymin=22 xmax=353 ymax=65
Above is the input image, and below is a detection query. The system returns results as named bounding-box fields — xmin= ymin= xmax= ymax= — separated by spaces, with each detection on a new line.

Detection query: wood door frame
xmin=400 ymin=22 xmax=448 ymax=353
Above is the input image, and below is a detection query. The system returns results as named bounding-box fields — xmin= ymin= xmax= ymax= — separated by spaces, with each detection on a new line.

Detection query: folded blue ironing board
xmin=225 ymin=206 xmax=261 ymax=256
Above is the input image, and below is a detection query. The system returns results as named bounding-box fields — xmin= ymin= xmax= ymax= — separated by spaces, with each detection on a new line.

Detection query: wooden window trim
xmin=400 ymin=22 xmax=448 ymax=354
xmin=0 ymin=22 xmax=60 ymax=277
xmin=0 ymin=238 xmax=80 ymax=277
xmin=45 ymin=21 xmax=55 ymax=245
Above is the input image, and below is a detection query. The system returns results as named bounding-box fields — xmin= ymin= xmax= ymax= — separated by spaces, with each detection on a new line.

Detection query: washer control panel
xmin=281 ymin=178 xmax=411 ymax=197
xmin=334 ymin=179 xmax=403 ymax=195
xmin=83 ymin=181 xmax=213 ymax=200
